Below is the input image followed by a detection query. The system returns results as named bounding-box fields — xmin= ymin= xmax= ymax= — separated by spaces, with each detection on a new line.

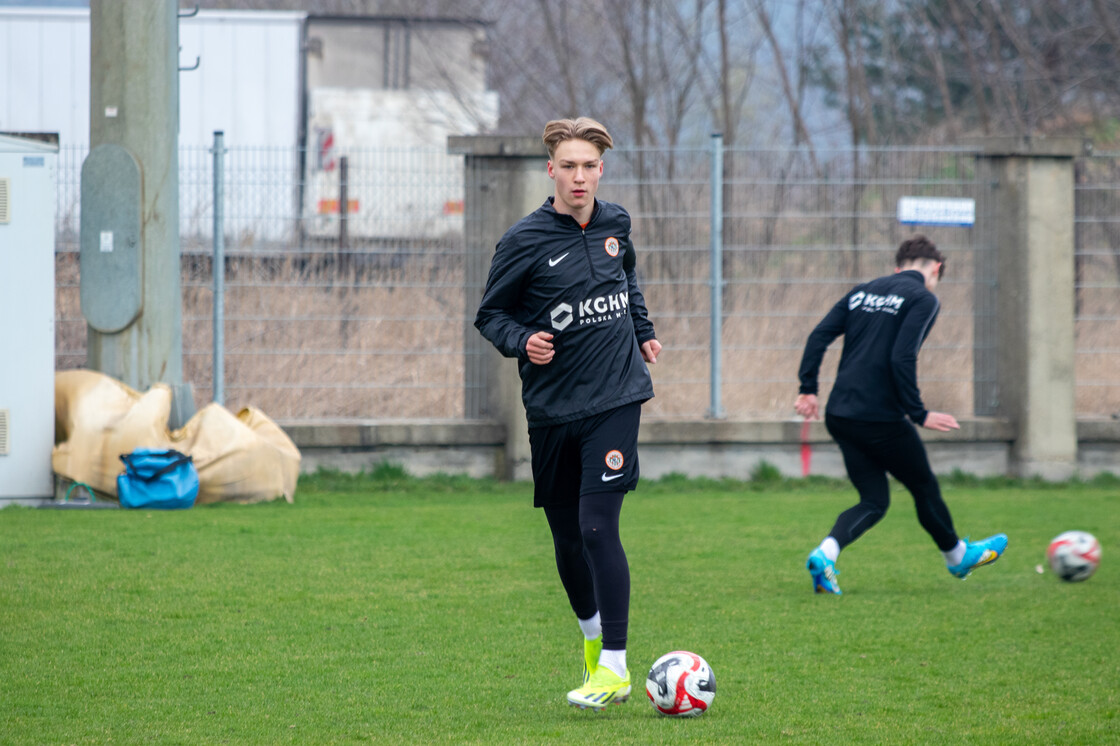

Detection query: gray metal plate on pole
xmin=80 ymin=143 xmax=142 ymax=333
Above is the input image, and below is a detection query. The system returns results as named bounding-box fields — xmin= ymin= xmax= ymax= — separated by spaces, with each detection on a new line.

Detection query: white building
xmin=0 ymin=7 xmax=498 ymax=243
xmin=0 ymin=7 xmax=303 ymax=148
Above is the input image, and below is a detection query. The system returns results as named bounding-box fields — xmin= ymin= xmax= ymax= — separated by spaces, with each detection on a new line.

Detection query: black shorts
xmin=528 ymin=402 xmax=642 ymax=507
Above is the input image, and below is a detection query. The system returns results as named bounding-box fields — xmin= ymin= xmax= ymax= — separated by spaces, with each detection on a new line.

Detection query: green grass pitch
xmin=1 ymin=467 xmax=1117 ymax=744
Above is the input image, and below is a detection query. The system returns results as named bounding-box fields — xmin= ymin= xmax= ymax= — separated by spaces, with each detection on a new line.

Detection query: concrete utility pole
xmin=80 ymin=0 xmax=193 ymax=427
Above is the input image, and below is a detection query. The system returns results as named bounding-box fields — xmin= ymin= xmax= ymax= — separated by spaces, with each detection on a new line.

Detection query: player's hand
xmin=641 ymin=339 xmax=661 ymax=364
xmin=526 ymin=331 xmax=555 ymax=365
xmin=921 ymin=411 xmax=960 ymax=432
xmin=794 ymin=393 xmax=819 ymax=420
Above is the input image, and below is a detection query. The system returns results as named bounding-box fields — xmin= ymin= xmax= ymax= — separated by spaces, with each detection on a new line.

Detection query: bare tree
xmin=535 ymin=0 xmax=582 ymax=118
xmin=753 ymin=0 xmax=817 ymax=162
xmin=1091 ymin=0 xmax=1120 ymax=48
xmin=653 ymin=0 xmax=707 ymax=151
xmin=943 ymin=0 xmax=993 ymax=135
xmin=203 ymin=0 xmax=1120 ymax=147
xmin=902 ymin=4 xmax=957 ymax=141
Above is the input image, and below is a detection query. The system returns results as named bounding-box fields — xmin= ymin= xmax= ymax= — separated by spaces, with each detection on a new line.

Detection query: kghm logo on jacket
xmin=550 ymin=291 xmax=630 ymax=331
xmin=604 ymin=237 xmax=620 ymax=257
xmin=551 ymin=302 xmax=574 ymax=331
xmin=848 ymin=290 xmax=905 ymax=315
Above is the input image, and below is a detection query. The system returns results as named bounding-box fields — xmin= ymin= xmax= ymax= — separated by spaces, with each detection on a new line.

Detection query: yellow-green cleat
xmin=583 ymin=635 xmax=602 ymax=684
xmin=567 ymin=666 xmax=631 ymax=710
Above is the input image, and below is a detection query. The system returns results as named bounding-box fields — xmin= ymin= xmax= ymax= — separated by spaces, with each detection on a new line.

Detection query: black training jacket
xmin=474 ymin=198 xmax=656 ymax=428
xmin=797 ymin=269 xmax=939 ymax=425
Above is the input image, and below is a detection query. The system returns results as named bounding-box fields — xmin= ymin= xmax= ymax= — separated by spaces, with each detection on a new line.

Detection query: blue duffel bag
xmin=117 ymin=448 xmax=199 ymax=510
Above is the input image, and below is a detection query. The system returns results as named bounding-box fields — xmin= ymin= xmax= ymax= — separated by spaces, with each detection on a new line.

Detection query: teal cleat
xmin=948 ymin=533 xmax=1008 ymax=578
xmin=807 ymin=548 xmax=842 ymax=594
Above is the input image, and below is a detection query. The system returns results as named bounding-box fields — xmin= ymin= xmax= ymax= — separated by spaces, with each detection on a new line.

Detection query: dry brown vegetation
xmin=55 ymin=243 xmax=1120 ymax=423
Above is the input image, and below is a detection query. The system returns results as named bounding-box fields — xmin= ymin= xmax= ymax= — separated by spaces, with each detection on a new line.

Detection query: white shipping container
xmin=0 ymin=9 xmax=89 ymax=147
xmin=304 ymin=88 xmax=498 ymax=240
xmin=178 ymin=10 xmax=303 ymax=148
xmin=0 ymin=7 xmax=303 ymax=148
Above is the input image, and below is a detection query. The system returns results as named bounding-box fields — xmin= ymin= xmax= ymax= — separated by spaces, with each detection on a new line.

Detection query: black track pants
xmin=825 ymin=414 xmax=959 ymax=552
xmin=543 ymin=492 xmax=629 ymax=650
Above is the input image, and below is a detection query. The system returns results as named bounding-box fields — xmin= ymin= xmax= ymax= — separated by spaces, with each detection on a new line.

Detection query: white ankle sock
xmin=943 ymin=540 xmax=967 ymax=567
xmin=578 ymin=612 xmax=602 ymax=641
xmin=598 ymin=648 xmax=627 ymax=678
xmin=820 ymin=537 xmax=840 ymax=563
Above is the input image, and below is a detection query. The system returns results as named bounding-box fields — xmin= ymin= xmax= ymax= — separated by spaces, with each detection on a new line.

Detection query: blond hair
xmin=542 ymin=117 xmax=614 ymax=158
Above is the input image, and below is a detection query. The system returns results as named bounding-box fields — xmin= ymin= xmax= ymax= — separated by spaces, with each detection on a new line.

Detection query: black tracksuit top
xmin=797 ymin=269 xmax=940 ymax=425
xmin=474 ymin=197 xmax=657 ymax=428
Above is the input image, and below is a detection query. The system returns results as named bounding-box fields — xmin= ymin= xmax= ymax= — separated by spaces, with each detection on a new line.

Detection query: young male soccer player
xmin=474 ymin=117 xmax=662 ymax=708
xmin=794 ymin=235 xmax=1007 ymax=594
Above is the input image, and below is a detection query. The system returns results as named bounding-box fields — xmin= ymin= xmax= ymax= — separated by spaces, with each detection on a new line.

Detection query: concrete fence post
xmin=972 ymin=137 xmax=1087 ymax=479
xmin=449 ymin=135 xmax=552 ymax=481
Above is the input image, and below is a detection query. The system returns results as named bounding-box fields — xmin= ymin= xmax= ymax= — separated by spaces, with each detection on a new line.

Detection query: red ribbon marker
xmin=800 ymin=419 xmax=812 ymax=477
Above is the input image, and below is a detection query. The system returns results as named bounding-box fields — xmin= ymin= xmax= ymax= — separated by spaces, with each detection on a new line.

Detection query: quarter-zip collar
xmin=546 ymin=196 xmax=600 ymax=228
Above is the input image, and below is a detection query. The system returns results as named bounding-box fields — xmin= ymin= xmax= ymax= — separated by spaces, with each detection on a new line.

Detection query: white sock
xmin=578 ymin=612 xmax=602 ymax=641
xmin=943 ymin=540 xmax=967 ymax=567
xmin=820 ymin=536 xmax=841 ymax=563
xmin=598 ymin=648 xmax=627 ymax=678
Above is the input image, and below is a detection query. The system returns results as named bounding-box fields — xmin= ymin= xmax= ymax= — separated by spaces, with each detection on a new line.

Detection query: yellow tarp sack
xmin=53 ymin=370 xmax=174 ymax=496
xmin=174 ymin=403 xmax=299 ymax=505
xmin=53 ymin=370 xmax=299 ymax=504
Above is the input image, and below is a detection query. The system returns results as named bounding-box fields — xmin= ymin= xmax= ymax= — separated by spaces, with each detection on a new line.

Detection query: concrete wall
xmin=285 ymin=420 xmax=504 ymax=478
xmin=283 ymin=418 xmax=1120 ymax=481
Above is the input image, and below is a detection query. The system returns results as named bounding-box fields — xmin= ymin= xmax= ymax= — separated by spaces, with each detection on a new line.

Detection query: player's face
xmin=548 ymin=138 xmax=603 ymax=220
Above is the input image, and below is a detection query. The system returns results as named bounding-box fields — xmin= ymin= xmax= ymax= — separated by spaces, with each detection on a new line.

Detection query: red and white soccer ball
xmin=645 ymin=650 xmax=716 ymax=717
xmin=1047 ymin=530 xmax=1101 ymax=582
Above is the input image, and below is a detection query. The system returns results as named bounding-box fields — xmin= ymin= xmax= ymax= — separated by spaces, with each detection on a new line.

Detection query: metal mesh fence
xmin=57 ymin=143 xmax=470 ymax=420
xmin=1074 ymin=154 xmax=1120 ymax=420
xmin=54 ymin=143 xmax=1119 ymax=422
xmin=600 ymin=146 xmax=990 ymax=421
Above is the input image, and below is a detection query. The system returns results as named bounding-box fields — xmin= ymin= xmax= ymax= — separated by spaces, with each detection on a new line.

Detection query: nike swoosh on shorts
xmin=601 ymin=472 xmax=624 ymax=482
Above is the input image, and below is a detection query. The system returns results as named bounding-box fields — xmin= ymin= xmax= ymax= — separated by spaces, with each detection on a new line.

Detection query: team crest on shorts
xmin=604 ymin=237 xmax=620 ymax=257
xmin=604 ymin=449 xmax=624 ymax=470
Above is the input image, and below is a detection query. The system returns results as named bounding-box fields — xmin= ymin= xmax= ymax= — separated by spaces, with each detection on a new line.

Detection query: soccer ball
xmin=645 ymin=650 xmax=716 ymax=717
xmin=1047 ymin=531 xmax=1101 ymax=582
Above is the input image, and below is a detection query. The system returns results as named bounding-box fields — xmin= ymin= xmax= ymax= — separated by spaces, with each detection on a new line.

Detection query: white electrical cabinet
xmin=0 ymin=134 xmax=57 ymax=505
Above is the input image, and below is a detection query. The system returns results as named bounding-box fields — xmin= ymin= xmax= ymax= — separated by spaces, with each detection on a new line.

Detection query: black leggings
xmin=825 ymin=414 xmax=959 ymax=552
xmin=543 ymin=492 xmax=629 ymax=650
